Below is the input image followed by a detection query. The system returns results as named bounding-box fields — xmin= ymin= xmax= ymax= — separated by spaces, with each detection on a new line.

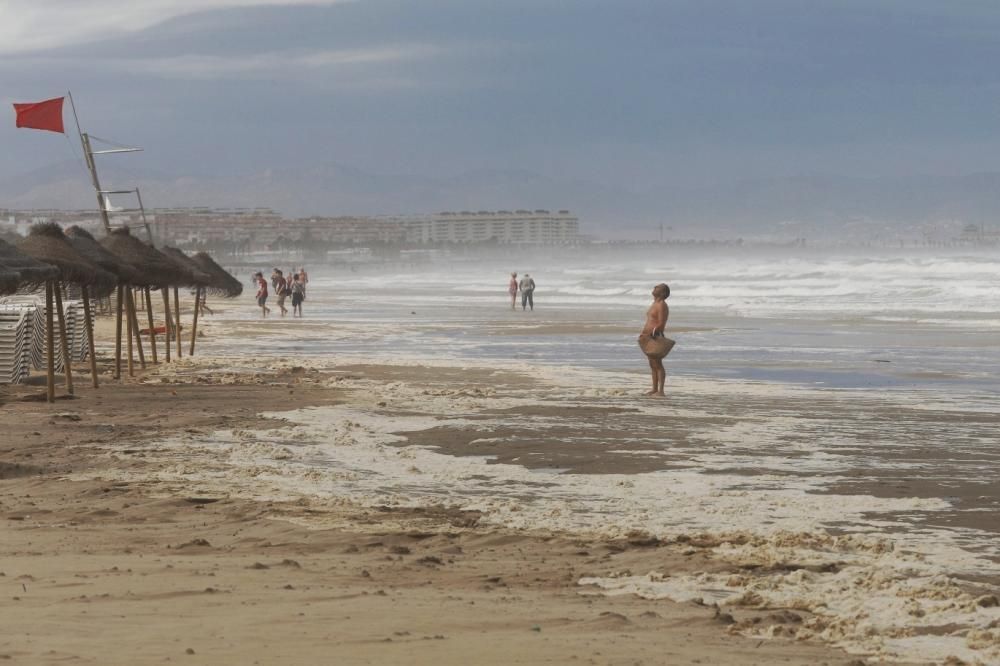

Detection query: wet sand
xmin=0 ymin=360 xmax=864 ymax=665
xmin=3 ymin=291 xmax=998 ymax=664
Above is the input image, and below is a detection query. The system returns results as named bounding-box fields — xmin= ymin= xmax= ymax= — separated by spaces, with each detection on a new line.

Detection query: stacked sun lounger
xmin=0 ymin=307 xmax=33 ymax=384
xmin=65 ymin=300 xmax=91 ymax=363
xmin=0 ymin=297 xmax=91 ymax=381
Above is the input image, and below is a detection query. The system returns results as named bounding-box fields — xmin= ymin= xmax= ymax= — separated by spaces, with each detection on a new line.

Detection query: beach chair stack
xmin=0 ymin=304 xmax=35 ymax=384
xmin=65 ymin=300 xmax=91 ymax=362
xmin=0 ymin=297 xmax=91 ymax=378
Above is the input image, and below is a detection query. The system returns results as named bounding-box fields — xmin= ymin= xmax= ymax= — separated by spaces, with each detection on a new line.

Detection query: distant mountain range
xmin=3 ymin=161 xmax=1000 ymax=240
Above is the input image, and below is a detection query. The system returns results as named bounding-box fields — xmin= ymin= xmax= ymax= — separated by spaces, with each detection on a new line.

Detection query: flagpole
xmin=68 ymin=91 xmax=112 ymax=233
xmin=67 ymin=90 xmax=85 ymax=150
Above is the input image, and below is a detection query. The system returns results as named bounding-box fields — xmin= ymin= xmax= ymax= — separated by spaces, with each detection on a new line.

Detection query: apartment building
xmin=399 ymin=210 xmax=579 ymax=244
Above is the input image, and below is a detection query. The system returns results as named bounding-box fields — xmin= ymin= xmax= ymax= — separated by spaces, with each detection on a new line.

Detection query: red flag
xmin=13 ymin=97 xmax=65 ymax=134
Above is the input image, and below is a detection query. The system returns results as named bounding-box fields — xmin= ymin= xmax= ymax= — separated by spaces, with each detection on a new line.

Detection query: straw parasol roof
xmin=159 ymin=247 xmax=213 ymax=288
xmin=16 ymin=223 xmax=117 ymax=292
xmin=64 ymin=226 xmax=141 ymax=288
xmin=0 ymin=263 xmax=21 ymax=295
xmin=191 ymin=252 xmax=243 ymax=297
xmin=0 ymin=237 xmax=60 ymax=290
xmin=99 ymin=226 xmax=188 ymax=288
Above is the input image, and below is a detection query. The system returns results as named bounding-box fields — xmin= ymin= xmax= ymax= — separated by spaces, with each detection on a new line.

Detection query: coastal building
xmin=147 ymin=208 xmax=405 ymax=249
xmin=148 ymin=208 xmax=284 ymax=248
xmin=149 ymin=208 xmax=578 ymax=248
xmin=958 ymin=224 xmax=1000 ymax=245
xmin=398 ymin=210 xmax=579 ymax=244
xmin=1 ymin=207 xmax=580 ymax=249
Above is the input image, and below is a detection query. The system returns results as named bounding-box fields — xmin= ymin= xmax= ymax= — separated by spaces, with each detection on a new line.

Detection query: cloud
xmin=5 ymin=44 xmax=446 ymax=83
xmin=0 ymin=0 xmax=351 ymax=55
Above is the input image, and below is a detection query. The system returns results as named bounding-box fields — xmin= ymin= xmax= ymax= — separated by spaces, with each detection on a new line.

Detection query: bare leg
xmin=646 ymin=357 xmax=659 ymax=395
xmin=654 ymin=358 xmax=666 ymax=395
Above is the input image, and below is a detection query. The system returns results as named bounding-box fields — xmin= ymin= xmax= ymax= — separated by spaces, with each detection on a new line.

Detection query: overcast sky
xmin=4 ymin=0 xmax=1000 ymax=192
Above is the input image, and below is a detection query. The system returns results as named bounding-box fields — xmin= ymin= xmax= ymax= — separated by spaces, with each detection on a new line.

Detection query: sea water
xmin=215 ymin=249 xmax=1000 ymax=395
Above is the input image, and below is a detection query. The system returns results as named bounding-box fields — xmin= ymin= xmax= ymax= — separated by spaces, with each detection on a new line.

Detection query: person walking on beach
xmin=519 ymin=273 xmax=535 ymax=311
xmin=298 ymin=267 xmax=309 ymax=296
xmin=255 ymin=272 xmax=270 ymax=317
xmin=638 ymin=283 xmax=672 ymax=396
xmin=290 ymin=274 xmax=305 ymax=317
xmin=508 ymin=272 xmax=519 ymax=309
xmin=198 ymin=289 xmax=214 ymax=315
xmin=273 ymin=269 xmax=289 ymax=316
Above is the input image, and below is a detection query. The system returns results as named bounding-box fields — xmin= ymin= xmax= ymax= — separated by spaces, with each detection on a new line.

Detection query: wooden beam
xmin=53 ymin=280 xmax=74 ymax=395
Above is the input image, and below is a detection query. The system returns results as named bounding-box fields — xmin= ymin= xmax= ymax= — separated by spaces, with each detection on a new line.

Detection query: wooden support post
xmin=81 ymin=285 xmax=99 ymax=388
xmin=161 ymin=288 xmax=172 ymax=362
xmin=189 ymin=287 xmax=201 ymax=356
xmin=126 ymin=287 xmax=134 ymax=377
xmin=126 ymin=289 xmax=146 ymax=370
xmin=53 ymin=280 xmax=74 ymax=395
xmin=173 ymin=286 xmax=182 ymax=358
xmin=45 ymin=282 xmax=55 ymax=403
xmin=114 ymin=285 xmax=124 ymax=380
xmin=144 ymin=287 xmax=158 ymax=364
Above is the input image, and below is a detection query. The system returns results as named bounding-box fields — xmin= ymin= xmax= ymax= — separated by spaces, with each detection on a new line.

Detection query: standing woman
xmin=508 ymin=272 xmax=518 ymax=309
xmin=638 ymin=283 xmax=672 ymax=396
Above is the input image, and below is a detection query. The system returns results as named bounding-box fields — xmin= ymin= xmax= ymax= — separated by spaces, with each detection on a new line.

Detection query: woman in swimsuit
xmin=639 ymin=283 xmax=670 ymax=396
xmin=508 ymin=272 xmax=518 ymax=309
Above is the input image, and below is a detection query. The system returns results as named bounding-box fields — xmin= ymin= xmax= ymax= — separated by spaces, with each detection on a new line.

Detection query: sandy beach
xmin=3 ymin=254 xmax=1000 ymax=665
xmin=1 ymin=355 xmax=864 ymax=666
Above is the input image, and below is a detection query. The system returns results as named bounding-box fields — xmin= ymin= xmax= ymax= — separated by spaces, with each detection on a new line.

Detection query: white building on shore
xmin=398 ymin=209 xmax=579 ymax=244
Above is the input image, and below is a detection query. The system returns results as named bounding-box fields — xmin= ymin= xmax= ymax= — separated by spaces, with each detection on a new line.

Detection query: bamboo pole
xmin=81 ymin=285 xmax=99 ymax=388
xmin=144 ymin=287 xmax=158 ymax=364
xmin=127 ymin=289 xmax=146 ymax=370
xmin=114 ymin=285 xmax=124 ymax=380
xmin=161 ymin=288 xmax=172 ymax=363
xmin=53 ymin=280 xmax=74 ymax=395
xmin=45 ymin=282 xmax=55 ymax=403
xmin=189 ymin=287 xmax=201 ymax=356
xmin=173 ymin=286 xmax=182 ymax=358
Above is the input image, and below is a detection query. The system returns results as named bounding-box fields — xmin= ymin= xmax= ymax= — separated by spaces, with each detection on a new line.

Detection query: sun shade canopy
xmin=190 ymin=252 xmax=244 ymax=298
xmin=99 ymin=226 xmax=189 ymax=288
xmin=0 ymin=238 xmax=59 ymax=290
xmin=64 ymin=225 xmax=141 ymax=288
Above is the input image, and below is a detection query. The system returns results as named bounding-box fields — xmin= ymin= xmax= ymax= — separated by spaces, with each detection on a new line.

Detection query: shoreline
xmin=0 ymin=359 xmax=868 ymax=665
xmin=2 ymin=290 xmax=999 ymax=664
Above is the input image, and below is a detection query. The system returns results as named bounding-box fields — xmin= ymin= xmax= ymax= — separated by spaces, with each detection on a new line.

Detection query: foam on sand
xmin=78 ymin=355 xmax=1000 ymax=664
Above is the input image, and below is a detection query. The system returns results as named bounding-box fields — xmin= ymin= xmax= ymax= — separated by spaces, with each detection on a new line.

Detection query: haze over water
xmin=216 ymin=248 xmax=1000 ymax=397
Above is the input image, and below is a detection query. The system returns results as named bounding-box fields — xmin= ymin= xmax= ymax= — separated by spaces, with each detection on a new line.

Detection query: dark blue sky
xmin=4 ymin=0 xmax=1000 ymax=191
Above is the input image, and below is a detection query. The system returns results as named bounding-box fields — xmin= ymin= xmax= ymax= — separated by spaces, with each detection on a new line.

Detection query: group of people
xmin=253 ymin=267 xmax=308 ymax=317
xmin=252 ymin=266 xmax=671 ymax=395
xmin=507 ymin=272 xmax=536 ymax=311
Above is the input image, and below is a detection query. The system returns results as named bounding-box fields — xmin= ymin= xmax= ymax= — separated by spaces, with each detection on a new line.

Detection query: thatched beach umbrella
xmin=0 ymin=238 xmax=59 ymax=289
xmin=65 ymin=226 xmax=142 ymax=387
xmin=0 ymin=265 xmax=22 ymax=295
xmin=160 ymin=247 xmax=215 ymax=356
xmin=16 ymin=223 xmax=117 ymax=401
xmin=100 ymin=226 xmax=188 ymax=373
xmin=65 ymin=226 xmax=141 ymax=290
xmin=191 ymin=252 xmax=244 ymax=298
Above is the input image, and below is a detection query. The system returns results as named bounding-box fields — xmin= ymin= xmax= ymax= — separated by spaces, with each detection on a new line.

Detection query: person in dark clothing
xmin=519 ymin=273 xmax=535 ymax=311
xmin=290 ymin=274 xmax=305 ymax=318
